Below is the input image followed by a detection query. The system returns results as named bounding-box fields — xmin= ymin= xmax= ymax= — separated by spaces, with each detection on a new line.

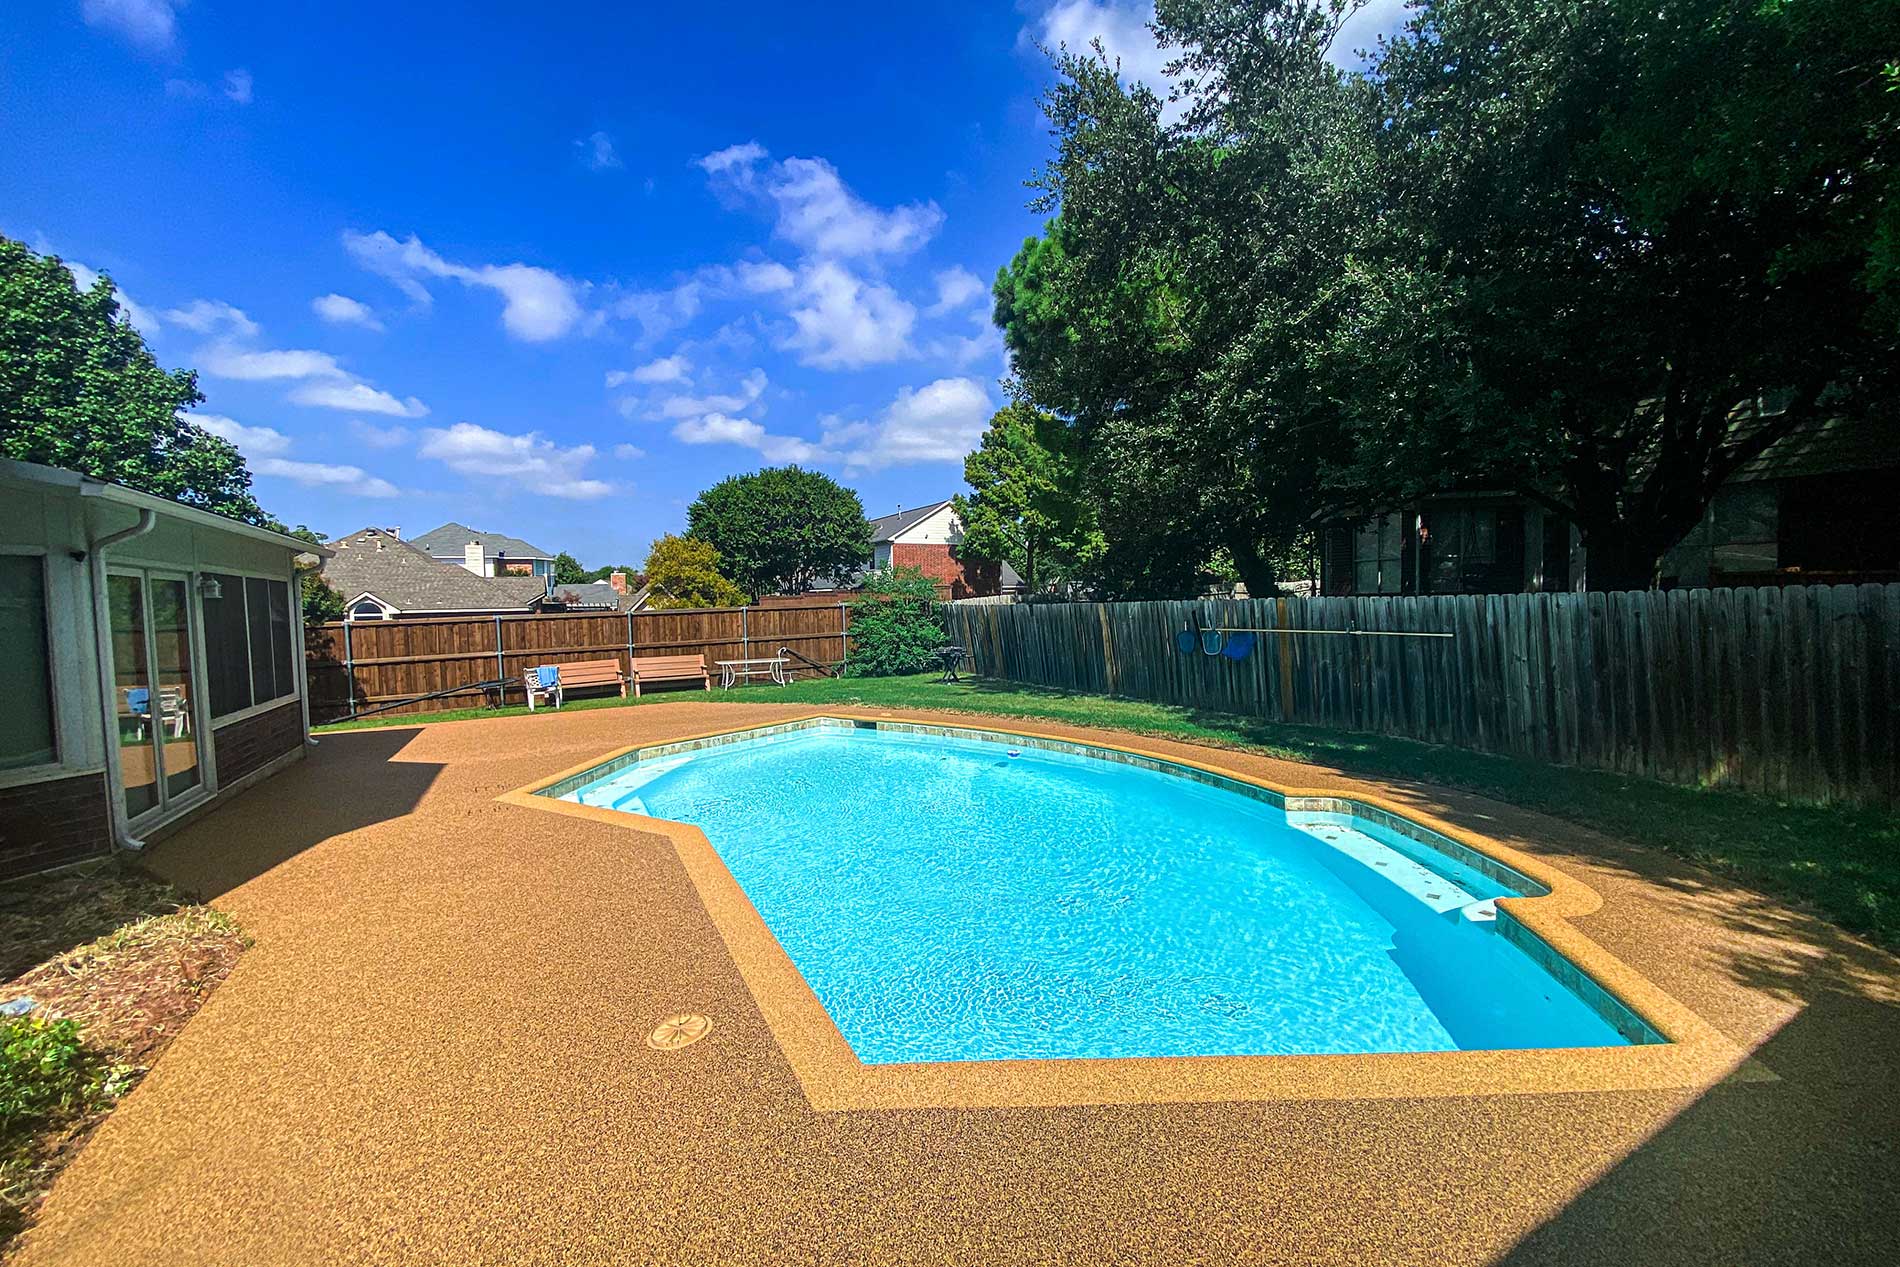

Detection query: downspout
xmin=87 ymin=508 xmax=157 ymax=853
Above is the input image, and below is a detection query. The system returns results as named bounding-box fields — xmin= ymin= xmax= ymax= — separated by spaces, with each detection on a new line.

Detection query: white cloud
xmin=672 ymin=412 xmax=823 ymax=464
xmin=289 ymin=379 xmax=430 ymax=418
xmin=639 ymin=368 xmax=767 ymax=422
xmin=82 ymin=0 xmax=180 ymax=53
xmin=612 ymin=443 xmax=646 ymax=460
xmin=193 ymin=413 xmax=290 ymax=456
xmin=926 ymin=267 xmax=987 ymax=316
xmin=223 ymin=69 xmax=253 ymax=104
xmin=60 ymin=258 xmax=161 ymax=334
xmin=827 ymin=377 xmax=993 ymax=472
xmin=780 ymin=261 xmax=916 ymax=369
xmin=254 ymin=458 xmax=400 ymax=497
xmin=312 ymin=293 xmax=384 ymax=330
xmin=197 ymin=342 xmax=346 ymax=381
xmin=607 ymin=278 xmax=705 ymax=343
xmin=577 ymin=130 xmax=621 ymax=171
xmin=735 ymin=260 xmax=795 ymax=293
xmin=417 ymin=422 xmax=613 ymax=499
xmin=161 ymin=299 xmax=259 ymax=339
xmin=628 ymin=354 xmax=691 ymax=385
xmin=349 ymin=419 xmax=410 ymax=448
xmin=699 ymin=144 xmax=942 ymax=259
xmin=192 ymin=412 xmax=400 ymax=497
xmin=343 ymin=229 xmax=584 ymax=342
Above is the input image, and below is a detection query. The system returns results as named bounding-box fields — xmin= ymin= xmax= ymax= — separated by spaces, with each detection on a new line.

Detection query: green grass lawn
xmin=316 ymin=673 xmax=1899 ymax=951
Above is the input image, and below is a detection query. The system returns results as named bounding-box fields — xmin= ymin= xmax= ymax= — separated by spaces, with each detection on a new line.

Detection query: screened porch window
xmin=0 ymin=555 xmax=56 ymax=770
xmin=1353 ymin=514 xmax=1404 ymax=594
xmin=203 ymin=574 xmax=296 ymax=718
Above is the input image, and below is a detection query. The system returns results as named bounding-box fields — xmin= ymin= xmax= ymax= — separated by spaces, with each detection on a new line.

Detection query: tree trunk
xmin=1228 ymin=533 xmax=1278 ymax=598
xmin=1577 ymin=522 xmax=1666 ymax=592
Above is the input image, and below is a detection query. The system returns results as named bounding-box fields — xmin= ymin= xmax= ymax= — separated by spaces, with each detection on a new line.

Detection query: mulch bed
xmin=0 ymin=862 xmax=247 ymax=1253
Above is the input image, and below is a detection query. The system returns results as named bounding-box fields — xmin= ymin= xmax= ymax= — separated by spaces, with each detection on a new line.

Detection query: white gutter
xmin=85 ymin=507 xmax=157 ymax=853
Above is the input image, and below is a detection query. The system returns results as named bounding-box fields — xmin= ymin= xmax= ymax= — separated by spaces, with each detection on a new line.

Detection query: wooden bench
xmin=629 ymin=653 xmax=712 ymax=697
xmin=557 ymin=658 xmax=629 ymax=702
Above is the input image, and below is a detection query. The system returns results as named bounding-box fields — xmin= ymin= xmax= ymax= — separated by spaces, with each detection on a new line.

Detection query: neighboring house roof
xmin=548 ymin=581 xmax=651 ymax=612
xmin=868 ymin=500 xmax=953 ymax=543
xmin=407 ymin=521 xmax=555 ymax=560
xmin=1730 ymin=412 xmax=1896 ymax=483
xmin=321 ymin=527 xmax=549 ymax=613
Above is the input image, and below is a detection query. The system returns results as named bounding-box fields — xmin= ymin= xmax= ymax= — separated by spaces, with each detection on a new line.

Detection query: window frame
xmin=0 ymin=547 xmax=65 ymax=783
xmin=202 ymin=568 xmax=301 ymax=727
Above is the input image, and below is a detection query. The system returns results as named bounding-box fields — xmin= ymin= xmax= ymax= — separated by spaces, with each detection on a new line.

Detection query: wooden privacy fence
xmin=942 ymin=585 xmax=1900 ymax=807
xmin=306 ymin=602 xmax=852 ymax=721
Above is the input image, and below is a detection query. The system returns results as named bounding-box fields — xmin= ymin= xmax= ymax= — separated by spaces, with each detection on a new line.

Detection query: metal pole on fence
xmin=494 ymin=615 xmax=504 ymax=706
xmin=625 ymin=609 xmax=634 ymax=670
xmin=838 ymin=601 xmax=847 ymax=673
xmin=343 ymin=619 xmax=356 ymax=720
xmin=742 ymin=605 xmax=749 ymax=660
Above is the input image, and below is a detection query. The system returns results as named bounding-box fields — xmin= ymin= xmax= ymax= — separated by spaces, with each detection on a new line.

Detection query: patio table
xmin=716 ymin=656 xmax=791 ymax=689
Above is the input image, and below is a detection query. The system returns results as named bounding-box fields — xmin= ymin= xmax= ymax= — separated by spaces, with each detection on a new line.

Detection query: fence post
xmin=625 ymin=609 xmax=634 ymax=671
xmin=742 ymin=605 xmax=749 ymax=660
xmin=343 ymin=619 xmax=356 ymax=720
xmin=494 ymin=615 xmax=504 ymax=705
xmin=839 ymin=601 xmax=848 ymax=673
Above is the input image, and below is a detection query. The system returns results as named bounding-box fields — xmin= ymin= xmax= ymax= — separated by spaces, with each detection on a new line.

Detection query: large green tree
xmin=0 ymin=236 xmax=269 ymax=524
xmin=685 ymin=466 xmax=872 ymax=600
xmin=1338 ymin=0 xmax=1900 ymax=587
xmin=1001 ymin=0 xmax=1900 ymax=591
xmin=642 ymin=534 xmax=747 ymax=609
xmin=996 ymin=5 xmax=1365 ymax=597
xmin=952 ymin=402 xmax=1102 ymax=594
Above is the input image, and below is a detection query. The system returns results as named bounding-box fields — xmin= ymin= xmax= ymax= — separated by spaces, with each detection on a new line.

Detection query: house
xmin=1318 ymin=413 xmax=1897 ymax=595
xmin=408 ymin=522 xmax=557 ymax=578
xmin=321 ymin=527 xmax=553 ymax=620
xmin=0 ymin=458 xmax=327 ymax=880
xmin=547 ymin=572 xmax=651 ymax=613
xmin=867 ymin=500 xmax=1022 ymax=600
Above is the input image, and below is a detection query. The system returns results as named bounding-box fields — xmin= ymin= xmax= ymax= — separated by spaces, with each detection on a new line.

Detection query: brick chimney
xmin=462 ymin=540 xmax=485 ymax=575
xmin=609 ymin=570 xmax=628 ymax=594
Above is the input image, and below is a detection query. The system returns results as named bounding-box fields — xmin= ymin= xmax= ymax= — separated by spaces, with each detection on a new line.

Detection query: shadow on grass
xmin=142 ymin=727 xmax=443 ymax=901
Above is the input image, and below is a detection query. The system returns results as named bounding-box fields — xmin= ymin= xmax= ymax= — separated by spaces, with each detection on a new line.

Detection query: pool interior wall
xmin=542 ymin=717 xmax=1663 ymax=1061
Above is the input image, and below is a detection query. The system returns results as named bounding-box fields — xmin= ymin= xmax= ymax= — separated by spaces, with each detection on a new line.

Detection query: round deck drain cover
xmin=647 ymin=1013 xmax=713 ymax=1051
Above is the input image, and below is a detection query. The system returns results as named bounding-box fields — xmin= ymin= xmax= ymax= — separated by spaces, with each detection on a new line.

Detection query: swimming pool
xmin=551 ymin=720 xmax=1654 ymax=1063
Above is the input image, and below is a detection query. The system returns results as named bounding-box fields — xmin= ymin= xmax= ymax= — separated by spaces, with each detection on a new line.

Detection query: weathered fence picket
xmin=941 ymin=586 xmax=1900 ymax=806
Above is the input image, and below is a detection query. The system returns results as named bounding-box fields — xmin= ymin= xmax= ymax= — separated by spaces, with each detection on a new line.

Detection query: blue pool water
xmin=564 ymin=725 xmax=1633 ymax=1062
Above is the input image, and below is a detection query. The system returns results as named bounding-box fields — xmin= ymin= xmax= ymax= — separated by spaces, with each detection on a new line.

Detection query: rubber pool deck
xmin=15 ymin=702 xmax=1900 ymax=1265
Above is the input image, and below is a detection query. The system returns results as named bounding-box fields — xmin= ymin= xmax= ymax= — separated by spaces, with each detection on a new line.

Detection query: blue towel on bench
xmin=126 ymin=687 xmax=150 ymax=714
xmin=535 ymin=665 xmax=560 ymax=689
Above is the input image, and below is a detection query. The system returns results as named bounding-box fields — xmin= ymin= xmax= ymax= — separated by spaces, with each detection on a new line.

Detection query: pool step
xmin=1287 ymin=818 xmax=1480 ymax=917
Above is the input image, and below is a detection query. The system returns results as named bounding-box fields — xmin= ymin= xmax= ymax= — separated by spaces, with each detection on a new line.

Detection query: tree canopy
xmin=952 ymin=402 xmax=1102 ymax=594
xmin=996 ymin=0 xmax=1900 ymax=591
xmin=642 ymin=534 xmax=747 ymax=609
xmin=685 ymin=466 xmax=872 ymax=600
xmin=0 ymin=236 xmax=270 ymax=525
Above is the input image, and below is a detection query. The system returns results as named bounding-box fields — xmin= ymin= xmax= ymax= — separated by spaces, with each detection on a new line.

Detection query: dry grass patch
xmin=0 ymin=863 xmax=247 ymax=1252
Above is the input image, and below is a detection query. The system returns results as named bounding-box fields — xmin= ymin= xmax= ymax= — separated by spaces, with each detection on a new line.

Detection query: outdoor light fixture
xmin=197 ymin=575 xmax=222 ymax=600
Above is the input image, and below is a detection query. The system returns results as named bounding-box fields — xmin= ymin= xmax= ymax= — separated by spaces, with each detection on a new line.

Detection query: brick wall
xmin=890 ymin=543 xmax=1001 ymax=600
xmin=0 ymin=772 xmax=111 ymax=880
xmin=213 ymin=700 xmax=304 ymax=786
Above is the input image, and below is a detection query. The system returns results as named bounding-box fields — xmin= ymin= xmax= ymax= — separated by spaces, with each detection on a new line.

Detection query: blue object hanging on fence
xmin=1201 ymin=627 xmax=1224 ymax=656
xmin=1174 ymin=628 xmax=1197 ymax=655
xmin=1221 ymin=631 xmax=1257 ymax=661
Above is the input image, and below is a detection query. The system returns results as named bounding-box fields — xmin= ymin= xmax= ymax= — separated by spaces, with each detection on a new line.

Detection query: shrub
xmin=846 ymin=566 xmax=945 ymax=677
xmin=0 ymin=1016 xmax=126 ymax=1147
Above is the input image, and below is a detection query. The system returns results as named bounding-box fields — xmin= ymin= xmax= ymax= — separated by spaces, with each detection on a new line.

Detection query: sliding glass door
xmin=107 ymin=569 xmax=204 ymax=822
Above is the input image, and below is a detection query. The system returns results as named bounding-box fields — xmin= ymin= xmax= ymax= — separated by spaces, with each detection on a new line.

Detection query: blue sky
xmin=3 ymin=1 xmax=1406 ymax=567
